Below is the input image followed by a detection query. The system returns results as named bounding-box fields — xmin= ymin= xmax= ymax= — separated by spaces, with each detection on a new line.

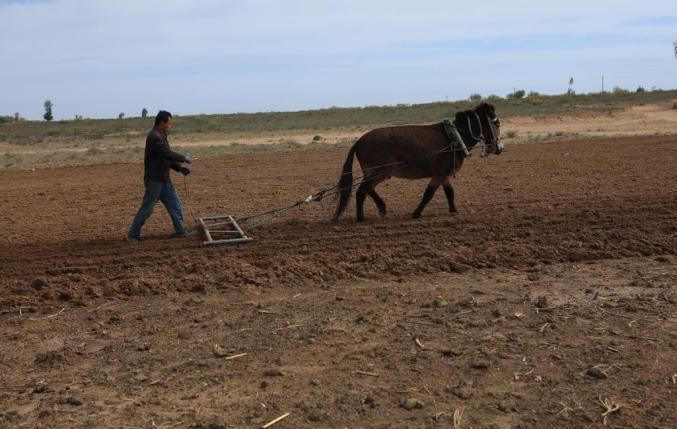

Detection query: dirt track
xmin=1 ymin=136 xmax=676 ymax=428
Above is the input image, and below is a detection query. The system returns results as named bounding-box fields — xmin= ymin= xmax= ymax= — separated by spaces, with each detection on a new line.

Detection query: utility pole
xmin=601 ymin=76 xmax=605 ymax=93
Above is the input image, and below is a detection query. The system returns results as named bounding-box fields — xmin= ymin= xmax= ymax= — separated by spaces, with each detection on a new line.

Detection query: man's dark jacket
xmin=144 ymin=128 xmax=187 ymax=182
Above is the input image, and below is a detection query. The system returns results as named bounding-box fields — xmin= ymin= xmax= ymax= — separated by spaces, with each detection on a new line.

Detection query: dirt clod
xmin=470 ymin=361 xmax=490 ymax=370
xmin=446 ymin=387 xmax=473 ymax=400
xmin=586 ymin=367 xmax=608 ymax=379
xmin=262 ymin=368 xmax=284 ymax=377
xmin=57 ymin=290 xmax=72 ymax=301
xmin=34 ymin=351 xmax=64 ymax=366
xmin=31 ymin=278 xmax=47 ymax=291
xmin=212 ymin=344 xmax=228 ymax=357
xmin=400 ymin=397 xmax=425 ymax=410
xmin=534 ymin=296 xmax=548 ymax=308
xmin=307 ymin=409 xmax=328 ymax=422
xmin=61 ymin=396 xmax=82 ymax=406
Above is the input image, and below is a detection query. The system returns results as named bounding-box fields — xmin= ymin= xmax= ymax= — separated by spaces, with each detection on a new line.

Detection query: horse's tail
xmin=333 ymin=143 xmax=358 ymax=221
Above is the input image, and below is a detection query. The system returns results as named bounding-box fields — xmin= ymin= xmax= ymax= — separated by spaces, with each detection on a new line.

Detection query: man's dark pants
xmin=128 ymin=179 xmax=187 ymax=239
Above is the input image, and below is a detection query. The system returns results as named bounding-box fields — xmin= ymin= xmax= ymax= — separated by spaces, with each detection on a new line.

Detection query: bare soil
xmin=0 ymin=135 xmax=676 ymax=428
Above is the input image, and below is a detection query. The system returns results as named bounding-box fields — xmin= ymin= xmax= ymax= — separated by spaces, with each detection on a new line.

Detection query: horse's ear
xmin=476 ymin=102 xmax=494 ymax=113
xmin=486 ymin=103 xmax=495 ymax=113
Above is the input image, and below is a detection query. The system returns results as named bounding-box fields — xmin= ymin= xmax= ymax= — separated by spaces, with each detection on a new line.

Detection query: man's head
xmin=154 ymin=110 xmax=173 ymax=133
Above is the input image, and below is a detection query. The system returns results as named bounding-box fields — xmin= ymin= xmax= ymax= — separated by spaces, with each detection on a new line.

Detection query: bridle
xmin=467 ymin=109 xmax=501 ymax=157
xmin=453 ymin=111 xmax=483 ymax=145
xmin=455 ymin=110 xmax=489 ymax=156
xmin=449 ymin=106 xmax=502 ymax=168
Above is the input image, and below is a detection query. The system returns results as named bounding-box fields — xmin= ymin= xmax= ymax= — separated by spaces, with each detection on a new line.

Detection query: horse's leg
xmin=356 ymin=181 xmax=370 ymax=222
xmin=366 ymin=177 xmax=387 ymax=219
xmin=413 ymin=176 xmax=444 ymax=219
xmin=442 ymin=177 xmax=458 ymax=213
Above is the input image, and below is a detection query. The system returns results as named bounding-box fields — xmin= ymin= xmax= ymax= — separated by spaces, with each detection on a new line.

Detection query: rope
xmin=182 ymin=175 xmax=196 ymax=222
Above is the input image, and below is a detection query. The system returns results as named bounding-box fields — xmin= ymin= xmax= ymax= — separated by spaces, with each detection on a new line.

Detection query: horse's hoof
xmin=412 ymin=212 xmax=421 ymax=219
xmin=356 ymin=217 xmax=366 ymax=223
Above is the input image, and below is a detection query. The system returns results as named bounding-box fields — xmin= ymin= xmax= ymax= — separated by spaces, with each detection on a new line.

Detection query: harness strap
xmin=442 ymin=119 xmax=471 ymax=158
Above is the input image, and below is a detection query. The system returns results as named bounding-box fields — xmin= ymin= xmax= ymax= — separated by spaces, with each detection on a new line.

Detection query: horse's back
xmin=355 ymin=123 xmax=451 ymax=178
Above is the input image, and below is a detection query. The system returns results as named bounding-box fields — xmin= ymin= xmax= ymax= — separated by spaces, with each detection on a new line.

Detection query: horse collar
xmin=442 ymin=119 xmax=471 ymax=159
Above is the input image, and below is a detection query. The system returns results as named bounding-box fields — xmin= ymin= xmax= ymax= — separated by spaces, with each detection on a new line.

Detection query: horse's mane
xmin=454 ymin=109 xmax=482 ymax=142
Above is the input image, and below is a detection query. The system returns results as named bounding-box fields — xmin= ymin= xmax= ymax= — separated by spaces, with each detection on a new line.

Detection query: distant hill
xmin=1 ymin=89 xmax=676 ymax=144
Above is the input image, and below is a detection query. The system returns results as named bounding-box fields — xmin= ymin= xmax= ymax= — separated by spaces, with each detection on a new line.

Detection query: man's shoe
xmin=174 ymin=229 xmax=194 ymax=238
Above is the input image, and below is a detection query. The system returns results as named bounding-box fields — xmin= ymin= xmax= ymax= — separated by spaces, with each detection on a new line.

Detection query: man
xmin=127 ymin=110 xmax=192 ymax=242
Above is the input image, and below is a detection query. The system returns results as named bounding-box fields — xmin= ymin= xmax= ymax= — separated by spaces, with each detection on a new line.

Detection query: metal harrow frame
xmin=196 ymin=215 xmax=253 ymax=246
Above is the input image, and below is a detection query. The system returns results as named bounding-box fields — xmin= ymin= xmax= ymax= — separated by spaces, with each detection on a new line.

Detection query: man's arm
xmin=148 ymin=134 xmax=187 ymax=163
xmin=171 ymin=162 xmax=191 ymax=176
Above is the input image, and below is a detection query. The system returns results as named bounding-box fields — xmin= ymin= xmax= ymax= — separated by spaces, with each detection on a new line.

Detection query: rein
xmin=447 ymin=110 xmax=489 ymax=162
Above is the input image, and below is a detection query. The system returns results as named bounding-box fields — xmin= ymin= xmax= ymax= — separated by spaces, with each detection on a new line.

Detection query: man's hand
xmin=178 ymin=167 xmax=191 ymax=176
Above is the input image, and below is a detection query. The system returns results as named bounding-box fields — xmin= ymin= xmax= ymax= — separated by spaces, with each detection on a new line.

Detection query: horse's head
xmin=474 ymin=102 xmax=503 ymax=156
xmin=453 ymin=109 xmax=484 ymax=148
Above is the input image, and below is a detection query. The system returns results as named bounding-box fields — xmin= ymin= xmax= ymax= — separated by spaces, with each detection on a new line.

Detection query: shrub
xmin=612 ymin=87 xmax=630 ymax=96
xmin=469 ymin=93 xmax=482 ymax=102
xmin=507 ymin=90 xmax=526 ymax=99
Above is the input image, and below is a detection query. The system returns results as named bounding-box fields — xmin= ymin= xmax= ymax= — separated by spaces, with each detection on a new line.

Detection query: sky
xmin=1 ymin=0 xmax=676 ymax=120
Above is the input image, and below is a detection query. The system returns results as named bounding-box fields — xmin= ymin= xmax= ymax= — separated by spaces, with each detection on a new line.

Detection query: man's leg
xmin=159 ymin=180 xmax=189 ymax=234
xmin=128 ymin=181 xmax=163 ymax=239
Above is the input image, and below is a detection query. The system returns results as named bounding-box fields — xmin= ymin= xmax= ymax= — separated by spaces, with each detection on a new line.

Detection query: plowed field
xmin=1 ymin=135 xmax=676 ymax=428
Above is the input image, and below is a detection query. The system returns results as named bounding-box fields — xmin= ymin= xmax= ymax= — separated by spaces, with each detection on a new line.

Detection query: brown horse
xmin=333 ymin=103 xmax=502 ymax=222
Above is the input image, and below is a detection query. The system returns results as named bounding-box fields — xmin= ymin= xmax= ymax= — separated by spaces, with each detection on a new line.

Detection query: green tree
xmin=14 ymin=112 xmax=19 ymax=122
xmin=612 ymin=87 xmax=630 ymax=95
xmin=507 ymin=90 xmax=525 ymax=99
xmin=43 ymin=100 xmax=53 ymax=121
xmin=118 ymin=112 xmax=125 ymax=120
xmin=142 ymin=108 xmax=148 ymax=118
xmin=469 ymin=93 xmax=482 ymax=102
